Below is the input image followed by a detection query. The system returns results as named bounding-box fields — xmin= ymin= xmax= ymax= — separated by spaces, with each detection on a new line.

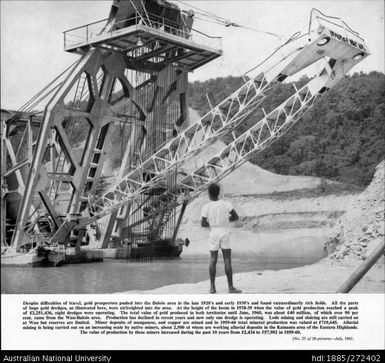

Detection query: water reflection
xmin=1 ymin=229 xmax=328 ymax=294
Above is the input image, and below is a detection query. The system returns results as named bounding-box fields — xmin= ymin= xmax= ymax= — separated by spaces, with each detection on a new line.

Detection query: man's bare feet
xmin=229 ymin=287 xmax=242 ymax=293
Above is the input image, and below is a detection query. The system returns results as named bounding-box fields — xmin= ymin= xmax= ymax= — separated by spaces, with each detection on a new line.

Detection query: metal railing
xmin=63 ymin=11 xmax=222 ymax=52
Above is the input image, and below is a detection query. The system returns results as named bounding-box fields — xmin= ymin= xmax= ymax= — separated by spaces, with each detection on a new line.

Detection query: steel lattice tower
xmin=1 ymin=3 xmax=369 ymax=257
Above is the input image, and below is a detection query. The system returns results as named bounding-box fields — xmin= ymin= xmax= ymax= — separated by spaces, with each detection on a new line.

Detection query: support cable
xmin=177 ymin=0 xmax=282 ymax=38
xmin=243 ymin=31 xmax=303 ymax=76
xmin=309 ymin=8 xmax=361 ymax=39
xmin=18 ymin=60 xmax=78 ymax=113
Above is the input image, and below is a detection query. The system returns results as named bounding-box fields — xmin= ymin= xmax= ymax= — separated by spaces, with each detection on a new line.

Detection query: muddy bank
xmin=238 ymin=210 xmax=345 ymax=231
xmin=181 ymin=189 xmax=356 ymax=229
xmin=177 ymin=190 xmax=356 ymax=261
xmin=119 ymin=257 xmax=384 ymax=294
xmin=179 ymin=227 xmax=329 ymax=260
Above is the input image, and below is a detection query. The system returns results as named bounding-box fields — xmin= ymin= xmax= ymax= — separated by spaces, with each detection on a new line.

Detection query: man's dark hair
xmin=208 ymin=183 xmax=220 ymax=198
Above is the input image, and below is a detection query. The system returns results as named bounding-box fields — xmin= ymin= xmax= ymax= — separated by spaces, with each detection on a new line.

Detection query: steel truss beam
xmin=86 ymin=36 xmax=314 ymax=219
xmin=4 ymin=14 xmax=370 ymax=250
xmin=8 ymin=44 xmax=190 ymax=250
xmin=76 ymin=23 xmax=369 ymax=242
xmin=98 ymin=53 xmax=366 ymax=239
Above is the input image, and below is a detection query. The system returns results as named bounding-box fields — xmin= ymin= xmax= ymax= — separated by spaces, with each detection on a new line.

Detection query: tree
xmin=188 ymin=71 xmax=385 ymax=186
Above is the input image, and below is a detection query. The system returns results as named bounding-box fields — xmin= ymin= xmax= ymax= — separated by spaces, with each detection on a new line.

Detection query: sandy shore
xmin=119 ymin=258 xmax=384 ymax=294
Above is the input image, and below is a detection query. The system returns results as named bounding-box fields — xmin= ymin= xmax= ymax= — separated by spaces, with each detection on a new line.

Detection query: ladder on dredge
xmin=50 ymin=13 xmax=370 ymax=246
xmin=4 ymin=6 xmax=369 ymax=252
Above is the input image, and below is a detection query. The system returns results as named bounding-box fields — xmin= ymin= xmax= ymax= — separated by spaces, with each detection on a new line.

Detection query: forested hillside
xmin=188 ymin=71 xmax=385 ymax=186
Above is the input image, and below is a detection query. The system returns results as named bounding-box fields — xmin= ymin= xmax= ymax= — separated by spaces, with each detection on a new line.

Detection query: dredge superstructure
xmin=1 ymin=2 xmax=369 ymax=261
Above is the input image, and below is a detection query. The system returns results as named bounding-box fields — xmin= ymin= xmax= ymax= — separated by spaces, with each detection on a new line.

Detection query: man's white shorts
xmin=209 ymin=229 xmax=231 ymax=251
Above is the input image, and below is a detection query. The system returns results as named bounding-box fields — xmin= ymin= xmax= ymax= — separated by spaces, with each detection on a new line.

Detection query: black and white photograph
xmin=1 ymin=0 xmax=384 ymax=354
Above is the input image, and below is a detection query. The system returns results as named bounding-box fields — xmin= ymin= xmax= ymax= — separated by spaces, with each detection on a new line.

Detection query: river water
xmin=1 ymin=228 xmax=329 ymax=294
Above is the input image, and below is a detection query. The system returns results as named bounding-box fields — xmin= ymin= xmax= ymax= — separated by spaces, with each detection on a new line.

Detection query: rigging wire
xmin=176 ymin=0 xmax=282 ymax=39
xmin=174 ymin=3 xmax=362 ymax=80
xmin=309 ymin=8 xmax=361 ymax=38
xmin=18 ymin=59 xmax=78 ymax=113
xmin=242 ymin=5 xmax=360 ymax=78
xmin=22 ymin=83 xmax=63 ymax=115
xmin=173 ymin=1 xmax=307 ymax=78
xmin=243 ymin=31 xmax=303 ymax=76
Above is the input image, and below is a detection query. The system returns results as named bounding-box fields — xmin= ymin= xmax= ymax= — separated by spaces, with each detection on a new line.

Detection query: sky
xmin=1 ymin=0 xmax=384 ymax=109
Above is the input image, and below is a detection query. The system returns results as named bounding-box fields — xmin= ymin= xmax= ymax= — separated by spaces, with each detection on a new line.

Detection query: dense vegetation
xmin=187 ymin=71 xmax=385 ymax=186
xmin=51 ymin=71 xmax=384 ymax=187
